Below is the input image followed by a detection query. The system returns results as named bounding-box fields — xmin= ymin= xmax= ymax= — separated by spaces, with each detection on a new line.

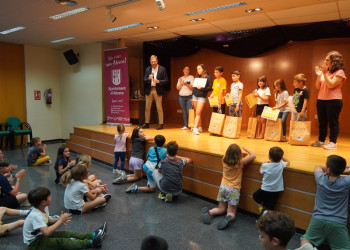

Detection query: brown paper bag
xmin=208 ymin=112 xmax=225 ymax=135
xmin=264 ymin=118 xmax=282 ymax=141
xmin=289 ymin=120 xmax=311 ymax=146
xmin=188 ymin=109 xmax=195 ymax=128
xmin=246 ymin=117 xmax=257 ymax=138
xmin=223 ymin=116 xmax=242 ymax=139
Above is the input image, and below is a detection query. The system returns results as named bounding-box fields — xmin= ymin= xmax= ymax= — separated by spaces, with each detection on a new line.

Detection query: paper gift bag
xmin=222 ymin=116 xmax=242 ymax=139
xmin=289 ymin=121 xmax=311 ymax=146
xmin=246 ymin=117 xmax=257 ymax=138
xmin=264 ymin=119 xmax=282 ymax=141
xmin=208 ymin=112 xmax=225 ymax=135
xmin=188 ymin=109 xmax=195 ymax=128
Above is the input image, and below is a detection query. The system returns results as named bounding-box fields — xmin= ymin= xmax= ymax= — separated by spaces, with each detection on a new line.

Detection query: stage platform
xmin=66 ymin=124 xmax=350 ymax=230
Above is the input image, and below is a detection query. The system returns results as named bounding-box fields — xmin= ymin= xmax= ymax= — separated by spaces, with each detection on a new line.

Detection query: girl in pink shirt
xmin=113 ymin=124 xmax=129 ymax=176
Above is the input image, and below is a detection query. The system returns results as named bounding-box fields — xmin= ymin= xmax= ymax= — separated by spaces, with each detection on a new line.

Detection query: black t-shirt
xmin=131 ymin=138 xmax=146 ymax=159
xmin=293 ymin=87 xmax=310 ymax=112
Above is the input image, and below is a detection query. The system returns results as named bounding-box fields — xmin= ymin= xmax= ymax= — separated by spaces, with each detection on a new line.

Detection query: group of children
xmin=1 ymin=121 xmax=349 ymax=249
xmin=184 ymin=64 xmax=310 ymax=143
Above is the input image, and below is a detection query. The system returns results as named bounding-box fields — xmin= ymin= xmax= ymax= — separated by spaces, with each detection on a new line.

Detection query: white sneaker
xmin=324 ymin=142 xmax=337 ymax=150
xmin=181 ymin=126 xmax=189 ymax=130
xmin=192 ymin=128 xmax=200 ymax=135
xmin=197 ymin=127 xmax=203 ymax=133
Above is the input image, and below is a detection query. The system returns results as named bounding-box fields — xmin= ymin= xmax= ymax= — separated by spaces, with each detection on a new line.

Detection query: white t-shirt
xmin=275 ymin=90 xmax=290 ymax=112
xmin=23 ymin=207 xmax=49 ymax=245
xmin=257 ymin=87 xmax=271 ymax=105
xmin=64 ymin=179 xmax=89 ymax=210
xmin=260 ymin=161 xmax=287 ymax=192
xmin=177 ymin=75 xmax=194 ymax=96
xmin=230 ymin=81 xmax=243 ymax=104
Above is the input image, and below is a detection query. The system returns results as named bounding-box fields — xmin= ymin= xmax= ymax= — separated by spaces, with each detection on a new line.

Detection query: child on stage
xmin=228 ymin=70 xmax=243 ymax=117
xmin=254 ymin=76 xmax=271 ymax=139
xmin=209 ymin=66 xmax=227 ymax=114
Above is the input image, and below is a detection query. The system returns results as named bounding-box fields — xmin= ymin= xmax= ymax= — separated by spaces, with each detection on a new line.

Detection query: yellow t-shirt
xmin=221 ymin=162 xmax=243 ymax=189
xmin=212 ymin=78 xmax=227 ymax=104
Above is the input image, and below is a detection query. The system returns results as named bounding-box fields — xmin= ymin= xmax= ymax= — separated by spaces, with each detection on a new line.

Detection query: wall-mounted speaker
xmin=63 ymin=49 xmax=79 ymax=65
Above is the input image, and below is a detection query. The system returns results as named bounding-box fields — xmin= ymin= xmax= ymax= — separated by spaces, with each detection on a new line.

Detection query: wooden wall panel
xmin=69 ymin=134 xmax=91 ymax=148
xmin=0 ymin=43 xmax=26 ymax=125
xmin=91 ymin=131 xmax=114 ymax=144
xmin=74 ymin=128 xmax=91 ymax=138
xmin=164 ymin=38 xmax=350 ymax=135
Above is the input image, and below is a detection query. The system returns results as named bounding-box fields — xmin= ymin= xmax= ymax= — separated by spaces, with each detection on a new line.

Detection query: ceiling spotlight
xmin=106 ymin=9 xmax=117 ymax=22
xmin=245 ymin=7 xmax=262 ymax=13
xmin=55 ymin=0 xmax=77 ymax=6
xmin=155 ymin=0 xmax=166 ymax=11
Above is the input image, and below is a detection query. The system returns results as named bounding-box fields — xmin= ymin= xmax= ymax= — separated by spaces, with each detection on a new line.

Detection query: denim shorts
xmin=192 ymin=95 xmax=206 ymax=104
xmin=217 ymin=184 xmax=240 ymax=206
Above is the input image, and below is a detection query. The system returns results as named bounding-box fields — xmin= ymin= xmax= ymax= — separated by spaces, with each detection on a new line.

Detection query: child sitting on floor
xmin=153 ymin=141 xmax=192 ymax=202
xmin=54 ymin=146 xmax=76 ymax=184
xmin=256 ymin=211 xmax=295 ymax=250
xmin=126 ymin=135 xmax=166 ymax=193
xmin=23 ymin=186 xmax=107 ymax=249
xmin=27 ymin=137 xmax=51 ymax=166
xmin=202 ymin=144 xmax=256 ymax=230
xmin=61 ymin=164 xmax=111 ymax=215
xmin=253 ymin=146 xmax=290 ymax=218
xmin=0 ymin=159 xmax=28 ymax=208
xmin=0 ymin=206 xmax=30 ymax=237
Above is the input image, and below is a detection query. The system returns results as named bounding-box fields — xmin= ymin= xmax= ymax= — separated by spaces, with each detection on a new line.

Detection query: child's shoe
xmin=323 ymin=142 xmax=337 ymax=150
xmin=92 ymin=233 xmax=103 ymax=248
xmin=158 ymin=192 xmax=166 ymax=200
xmin=103 ymin=194 xmax=111 ymax=203
xmin=165 ymin=193 xmax=173 ymax=202
xmin=217 ymin=215 xmax=234 ymax=230
xmin=311 ymin=140 xmax=325 ymax=147
xmin=125 ymin=183 xmax=140 ymax=193
xmin=202 ymin=207 xmax=212 ymax=224
xmin=259 ymin=209 xmax=269 ymax=218
xmin=94 ymin=221 xmax=107 ymax=240
xmin=112 ymin=172 xmax=127 ymax=184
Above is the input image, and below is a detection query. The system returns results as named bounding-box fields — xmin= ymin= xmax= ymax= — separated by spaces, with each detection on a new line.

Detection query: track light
xmin=155 ymin=0 xmax=166 ymax=11
xmin=106 ymin=9 xmax=117 ymax=22
xmin=55 ymin=0 xmax=77 ymax=6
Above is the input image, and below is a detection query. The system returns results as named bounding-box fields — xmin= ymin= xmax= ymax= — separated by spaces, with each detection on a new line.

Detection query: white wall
xmin=25 ymin=45 xmax=62 ymax=141
xmin=60 ymin=43 xmax=103 ymax=138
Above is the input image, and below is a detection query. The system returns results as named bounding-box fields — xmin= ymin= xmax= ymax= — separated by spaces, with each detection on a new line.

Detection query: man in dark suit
xmin=141 ymin=55 xmax=169 ymax=130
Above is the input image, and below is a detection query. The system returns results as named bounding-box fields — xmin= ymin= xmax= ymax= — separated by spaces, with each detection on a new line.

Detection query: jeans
xmin=278 ymin=112 xmax=290 ymax=136
xmin=179 ymin=95 xmax=192 ymax=127
xmin=316 ymin=99 xmax=343 ymax=143
xmin=113 ymin=152 xmax=126 ymax=170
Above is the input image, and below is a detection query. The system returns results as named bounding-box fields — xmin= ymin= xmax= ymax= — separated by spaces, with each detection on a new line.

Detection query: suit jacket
xmin=143 ymin=65 xmax=169 ymax=96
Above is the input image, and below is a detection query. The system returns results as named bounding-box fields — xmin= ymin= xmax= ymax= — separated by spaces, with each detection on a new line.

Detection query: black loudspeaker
xmin=63 ymin=49 xmax=79 ymax=65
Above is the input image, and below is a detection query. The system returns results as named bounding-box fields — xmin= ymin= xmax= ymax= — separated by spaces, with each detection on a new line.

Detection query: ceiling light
xmin=50 ymin=37 xmax=76 ymax=43
xmin=106 ymin=9 xmax=117 ymax=22
xmin=245 ymin=7 xmax=262 ymax=13
xmin=190 ymin=18 xmax=205 ymax=22
xmin=106 ymin=0 xmax=140 ymax=9
xmin=55 ymin=0 xmax=77 ymax=6
xmin=104 ymin=23 xmax=144 ymax=32
xmin=49 ymin=7 xmax=90 ymax=20
xmin=147 ymin=26 xmax=159 ymax=29
xmin=155 ymin=0 xmax=166 ymax=11
xmin=185 ymin=2 xmax=246 ymax=16
xmin=0 ymin=26 xmax=26 ymax=35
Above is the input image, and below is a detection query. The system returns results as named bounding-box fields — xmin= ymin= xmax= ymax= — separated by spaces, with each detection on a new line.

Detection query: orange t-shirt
xmin=221 ymin=162 xmax=243 ymax=189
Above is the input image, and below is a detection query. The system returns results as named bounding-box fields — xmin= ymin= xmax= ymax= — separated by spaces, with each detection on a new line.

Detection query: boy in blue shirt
xmin=253 ymin=147 xmax=290 ymax=217
xmin=300 ymin=155 xmax=350 ymax=249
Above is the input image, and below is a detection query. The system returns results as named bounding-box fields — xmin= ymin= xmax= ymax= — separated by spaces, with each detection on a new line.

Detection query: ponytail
xmin=60 ymin=169 xmax=73 ymax=186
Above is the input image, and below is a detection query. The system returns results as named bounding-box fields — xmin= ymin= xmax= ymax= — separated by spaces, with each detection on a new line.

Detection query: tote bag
xmin=264 ymin=118 xmax=282 ymax=142
xmin=222 ymin=116 xmax=242 ymax=139
xmin=246 ymin=117 xmax=257 ymax=138
xmin=208 ymin=112 xmax=225 ymax=135
xmin=289 ymin=121 xmax=311 ymax=146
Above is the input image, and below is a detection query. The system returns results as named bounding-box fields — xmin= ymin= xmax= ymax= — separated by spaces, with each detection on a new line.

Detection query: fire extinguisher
xmin=44 ymin=89 xmax=52 ymax=104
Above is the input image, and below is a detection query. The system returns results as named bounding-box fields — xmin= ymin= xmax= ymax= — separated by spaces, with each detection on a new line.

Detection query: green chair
xmin=0 ymin=123 xmax=11 ymax=149
xmin=6 ymin=116 xmax=32 ymax=148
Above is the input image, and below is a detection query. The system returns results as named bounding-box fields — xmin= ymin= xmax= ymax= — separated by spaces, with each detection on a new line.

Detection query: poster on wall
xmin=104 ymin=48 xmax=130 ymax=125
